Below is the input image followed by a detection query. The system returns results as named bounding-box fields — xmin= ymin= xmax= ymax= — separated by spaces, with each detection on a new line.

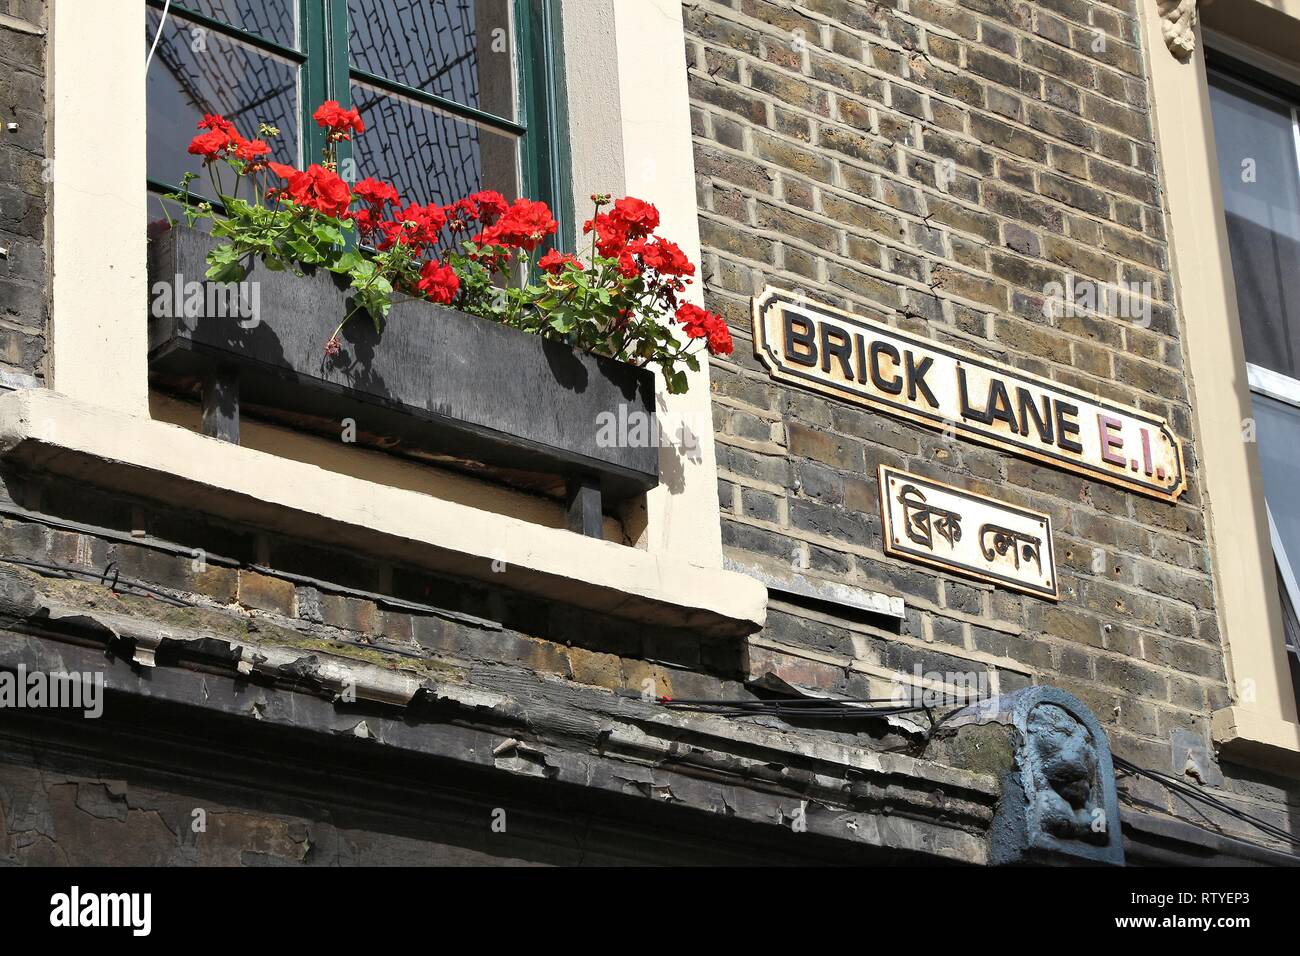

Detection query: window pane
xmin=1277 ymin=564 xmax=1300 ymax=713
xmin=348 ymin=0 xmax=516 ymax=121
xmin=350 ymin=80 xmax=519 ymax=209
xmin=1209 ymin=69 xmax=1300 ymax=378
xmin=167 ymin=0 xmax=297 ymax=48
xmin=1253 ymin=393 xmax=1300 ymax=566
xmin=147 ymin=10 xmax=300 ymax=194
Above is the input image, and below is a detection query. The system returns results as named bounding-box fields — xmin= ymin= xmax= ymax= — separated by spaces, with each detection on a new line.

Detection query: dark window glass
xmin=175 ymin=0 xmax=298 ymax=48
xmin=1208 ymin=68 xmax=1300 ymax=378
xmin=147 ymin=9 xmax=300 ymax=194
xmin=1277 ymin=564 xmax=1300 ymax=714
xmin=1251 ymin=390 xmax=1300 ymax=706
xmin=348 ymin=0 xmax=516 ymax=120
xmin=1254 ymin=392 xmax=1300 ymax=563
xmin=350 ymin=79 xmax=519 ymax=209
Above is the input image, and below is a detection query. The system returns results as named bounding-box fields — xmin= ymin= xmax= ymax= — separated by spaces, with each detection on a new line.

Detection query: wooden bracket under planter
xmin=147 ymin=226 xmax=660 ymax=539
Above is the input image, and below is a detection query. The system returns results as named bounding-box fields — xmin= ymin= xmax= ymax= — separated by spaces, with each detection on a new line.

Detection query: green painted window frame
xmin=146 ymin=0 xmax=572 ymax=248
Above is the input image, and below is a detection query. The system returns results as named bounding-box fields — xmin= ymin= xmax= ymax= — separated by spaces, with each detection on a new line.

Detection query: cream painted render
xmin=0 ymin=389 xmax=766 ymax=635
xmin=1139 ymin=0 xmax=1300 ymax=767
xmin=29 ymin=0 xmax=754 ymax=631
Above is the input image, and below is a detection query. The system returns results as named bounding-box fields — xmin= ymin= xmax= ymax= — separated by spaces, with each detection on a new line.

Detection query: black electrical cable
xmin=0 ymin=499 xmax=505 ymax=627
xmin=660 ymin=697 xmax=977 ymax=712
xmin=1113 ymin=753 xmax=1300 ymax=850
xmin=655 ymin=695 xmax=1300 ymax=851
xmin=655 ymin=692 xmax=988 ymax=723
xmin=0 ymin=555 xmax=194 ymax=608
xmin=663 ymin=704 xmax=933 ymax=719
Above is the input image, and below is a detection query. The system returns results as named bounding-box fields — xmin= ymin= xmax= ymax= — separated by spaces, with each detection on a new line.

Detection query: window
xmin=145 ymin=0 xmax=568 ymax=232
xmin=1208 ymin=57 xmax=1300 ymax=707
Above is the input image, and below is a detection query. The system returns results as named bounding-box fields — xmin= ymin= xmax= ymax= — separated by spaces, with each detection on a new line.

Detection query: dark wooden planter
xmin=147 ymin=226 xmax=658 ymax=535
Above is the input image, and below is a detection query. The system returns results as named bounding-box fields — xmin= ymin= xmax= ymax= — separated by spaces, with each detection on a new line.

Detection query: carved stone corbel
xmin=937 ymin=687 xmax=1125 ymax=866
xmin=1157 ymin=0 xmax=1199 ymax=60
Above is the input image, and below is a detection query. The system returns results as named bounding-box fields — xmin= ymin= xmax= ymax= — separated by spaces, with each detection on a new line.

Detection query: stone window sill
xmin=0 ymin=389 xmax=766 ymax=637
xmin=1212 ymin=705 xmax=1300 ymax=772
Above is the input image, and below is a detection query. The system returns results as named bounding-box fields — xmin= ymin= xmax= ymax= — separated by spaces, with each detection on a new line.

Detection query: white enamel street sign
xmin=753 ymin=287 xmax=1186 ymax=501
xmin=879 ymin=466 xmax=1059 ymax=600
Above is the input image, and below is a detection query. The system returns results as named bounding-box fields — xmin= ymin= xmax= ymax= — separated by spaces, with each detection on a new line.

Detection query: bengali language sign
xmin=879 ymin=466 xmax=1059 ymax=600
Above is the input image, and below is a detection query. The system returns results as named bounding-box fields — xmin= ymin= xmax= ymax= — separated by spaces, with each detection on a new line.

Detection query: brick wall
xmin=0 ymin=0 xmax=1295 ymax=862
xmin=0 ymin=3 xmax=47 ymax=388
xmin=686 ymin=0 xmax=1299 ymax=841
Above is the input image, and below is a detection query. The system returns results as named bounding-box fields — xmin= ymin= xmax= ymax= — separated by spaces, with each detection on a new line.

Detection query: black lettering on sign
xmin=1018 ymin=387 xmax=1054 ymax=444
xmin=985 ymin=379 xmax=1018 ymax=431
xmin=905 ymin=353 xmax=939 ymax=408
xmin=1055 ymin=401 xmax=1083 ymax=453
xmin=957 ymin=366 xmax=989 ymax=423
xmin=869 ymin=340 xmax=904 ymax=395
xmin=752 ymin=287 xmax=1186 ymax=500
xmin=785 ymin=313 xmax=817 ymax=367
xmin=820 ymin=322 xmax=853 ymax=380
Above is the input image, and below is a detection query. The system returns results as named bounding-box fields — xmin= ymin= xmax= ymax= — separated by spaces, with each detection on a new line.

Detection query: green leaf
xmin=287 ymin=238 xmax=318 ymax=262
xmin=313 ymin=224 xmax=345 ymax=246
xmin=205 ymin=244 xmax=245 ymax=283
xmin=330 ymin=250 xmax=365 ymax=274
xmin=205 ymin=259 xmax=246 ymax=283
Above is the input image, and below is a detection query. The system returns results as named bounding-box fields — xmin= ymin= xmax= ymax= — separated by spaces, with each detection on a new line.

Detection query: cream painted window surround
xmin=2 ymin=0 xmax=765 ymax=637
xmin=1140 ymin=0 xmax=1300 ymax=768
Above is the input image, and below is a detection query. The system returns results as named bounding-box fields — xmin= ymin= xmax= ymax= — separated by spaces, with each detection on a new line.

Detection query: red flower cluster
xmin=374 ymin=203 xmax=449 ymax=254
xmin=584 ymin=196 xmax=660 ymax=257
xmin=539 ymin=249 xmax=583 ymax=274
xmin=314 ymin=100 xmax=364 ymax=141
xmin=448 ymin=190 xmax=509 ymax=228
xmin=347 ymin=177 xmax=400 ymax=235
xmin=187 ymin=114 xmax=271 ymax=169
xmin=629 ymin=237 xmax=694 ymax=278
xmin=582 ymin=195 xmax=699 ymax=324
xmin=476 ymin=198 xmax=559 ymax=252
xmin=353 ymin=177 xmax=400 ymax=206
xmin=676 ymin=303 xmax=733 ymax=356
xmin=267 ymin=162 xmax=353 ymax=218
xmin=417 ymin=260 xmax=460 ymax=305
xmin=182 ymin=100 xmax=722 ymax=377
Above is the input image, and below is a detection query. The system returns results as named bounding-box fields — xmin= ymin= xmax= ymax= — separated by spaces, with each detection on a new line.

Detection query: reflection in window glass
xmin=169 ymin=0 xmax=298 ymax=48
xmin=348 ymin=0 xmax=515 ymax=120
xmin=1208 ymin=69 xmax=1300 ymax=379
xmin=350 ymin=80 xmax=519 ymax=210
xmin=1253 ymin=392 xmax=1300 ymax=568
xmin=146 ymin=10 xmax=300 ymax=194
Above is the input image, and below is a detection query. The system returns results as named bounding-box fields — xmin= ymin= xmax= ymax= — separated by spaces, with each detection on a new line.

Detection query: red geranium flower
xmin=448 ymin=193 xmax=499 ymax=230
xmin=609 ymin=196 xmax=660 ymax=238
xmin=617 ymin=249 xmax=641 ymax=279
xmin=677 ymin=303 xmax=734 ymax=356
xmin=478 ymin=198 xmax=558 ymax=252
xmin=632 ymin=237 xmax=695 ymax=278
xmin=452 ymin=190 xmax=509 ymax=224
xmin=376 ymin=202 xmax=448 ymax=252
xmin=353 ymin=177 xmax=400 ymax=207
xmin=348 ymin=206 xmax=378 ymax=234
xmin=582 ymin=213 xmax=628 ymax=258
xmin=187 ymin=129 xmax=231 ymax=159
xmin=417 ymin=260 xmax=460 ymax=304
xmin=233 ymin=137 xmax=272 ymax=163
xmin=268 ymin=163 xmax=353 ymax=218
xmin=198 ymin=113 xmax=237 ymax=135
xmin=539 ymin=249 xmax=582 ymax=274
xmin=313 ymin=100 xmax=365 ymax=140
